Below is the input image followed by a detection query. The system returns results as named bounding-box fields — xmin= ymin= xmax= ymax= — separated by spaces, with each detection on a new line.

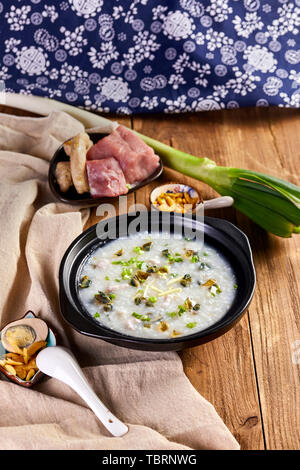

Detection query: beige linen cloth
xmin=0 ymin=111 xmax=239 ymax=450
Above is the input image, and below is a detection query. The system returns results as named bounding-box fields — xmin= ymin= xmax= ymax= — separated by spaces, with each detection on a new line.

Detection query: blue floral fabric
xmin=0 ymin=0 xmax=299 ymax=114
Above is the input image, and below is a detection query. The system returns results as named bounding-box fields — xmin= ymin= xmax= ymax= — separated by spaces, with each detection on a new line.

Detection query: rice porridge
xmin=78 ymin=233 xmax=237 ymax=339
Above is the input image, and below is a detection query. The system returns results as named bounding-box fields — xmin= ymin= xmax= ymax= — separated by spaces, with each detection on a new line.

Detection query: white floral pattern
xmin=0 ymin=0 xmax=299 ymax=113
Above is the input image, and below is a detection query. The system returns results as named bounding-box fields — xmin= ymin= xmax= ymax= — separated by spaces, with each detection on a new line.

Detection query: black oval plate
xmin=48 ymin=132 xmax=163 ymax=207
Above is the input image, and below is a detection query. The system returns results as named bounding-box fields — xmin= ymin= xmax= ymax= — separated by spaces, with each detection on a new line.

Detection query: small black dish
xmin=48 ymin=132 xmax=163 ymax=207
xmin=59 ymin=212 xmax=256 ymax=351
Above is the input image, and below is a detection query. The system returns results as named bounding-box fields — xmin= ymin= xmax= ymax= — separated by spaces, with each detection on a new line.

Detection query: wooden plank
xmin=205 ymin=106 xmax=300 ymax=449
xmin=133 ymin=107 xmax=300 ymax=449
xmin=233 ymin=108 xmax=300 ymax=450
xmin=132 ymin=113 xmax=265 ymax=450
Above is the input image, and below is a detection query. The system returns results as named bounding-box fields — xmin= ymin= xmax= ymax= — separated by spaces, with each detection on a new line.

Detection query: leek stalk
xmin=4 ymin=93 xmax=300 ymax=237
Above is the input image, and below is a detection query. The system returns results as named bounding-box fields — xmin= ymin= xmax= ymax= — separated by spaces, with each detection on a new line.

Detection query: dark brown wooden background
xmin=1 ymin=104 xmax=299 ymax=450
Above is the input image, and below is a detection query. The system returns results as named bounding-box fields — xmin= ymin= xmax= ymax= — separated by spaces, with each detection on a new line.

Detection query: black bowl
xmin=48 ymin=132 xmax=163 ymax=207
xmin=59 ymin=212 xmax=256 ymax=351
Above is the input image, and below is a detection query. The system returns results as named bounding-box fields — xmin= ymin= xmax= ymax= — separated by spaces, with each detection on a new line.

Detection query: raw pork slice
xmin=86 ymin=157 xmax=128 ymax=198
xmin=86 ymin=126 xmax=160 ymax=184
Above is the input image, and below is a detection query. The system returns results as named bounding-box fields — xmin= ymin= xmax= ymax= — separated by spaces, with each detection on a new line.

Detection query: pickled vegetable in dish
xmin=78 ymin=233 xmax=237 ymax=339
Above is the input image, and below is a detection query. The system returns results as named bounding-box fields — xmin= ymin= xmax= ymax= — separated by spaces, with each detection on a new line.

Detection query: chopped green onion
xmin=209 ymin=284 xmax=222 ymax=296
xmin=167 ymin=312 xmax=177 ymax=318
xmin=122 ymin=268 xmax=133 ymax=280
xmin=161 ymin=249 xmax=182 ymax=264
xmin=94 ymin=312 xmax=100 ymax=318
xmin=132 ymin=312 xmax=151 ymax=321
xmin=136 ymin=261 xmax=144 ymax=270
xmin=186 ymin=322 xmax=197 ymax=328
xmin=178 ymin=305 xmax=186 ymax=316
xmin=112 ymin=257 xmax=138 ymax=266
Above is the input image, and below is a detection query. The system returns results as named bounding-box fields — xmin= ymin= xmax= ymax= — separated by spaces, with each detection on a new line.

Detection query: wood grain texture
xmin=132 ymin=108 xmax=300 ymax=450
xmin=233 ymin=108 xmax=300 ymax=450
xmin=0 ymin=104 xmax=299 ymax=450
xmin=133 ymin=113 xmax=265 ymax=450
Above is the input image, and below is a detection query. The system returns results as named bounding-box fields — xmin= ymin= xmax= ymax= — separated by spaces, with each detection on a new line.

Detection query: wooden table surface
xmin=1 ymin=104 xmax=299 ymax=450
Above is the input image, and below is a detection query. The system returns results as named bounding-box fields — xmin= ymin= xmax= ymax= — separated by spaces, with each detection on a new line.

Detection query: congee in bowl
xmin=78 ymin=232 xmax=237 ymax=339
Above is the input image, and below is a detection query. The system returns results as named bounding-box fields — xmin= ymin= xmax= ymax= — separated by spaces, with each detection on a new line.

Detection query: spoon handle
xmin=36 ymin=346 xmax=128 ymax=437
xmin=203 ymin=196 xmax=234 ymax=210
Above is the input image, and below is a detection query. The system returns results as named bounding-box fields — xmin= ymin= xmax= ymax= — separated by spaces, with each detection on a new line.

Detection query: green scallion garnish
xmin=132 ymin=312 xmax=151 ymax=321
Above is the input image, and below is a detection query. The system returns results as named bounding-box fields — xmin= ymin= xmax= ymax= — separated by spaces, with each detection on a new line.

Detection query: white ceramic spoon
xmin=36 ymin=346 xmax=128 ymax=437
